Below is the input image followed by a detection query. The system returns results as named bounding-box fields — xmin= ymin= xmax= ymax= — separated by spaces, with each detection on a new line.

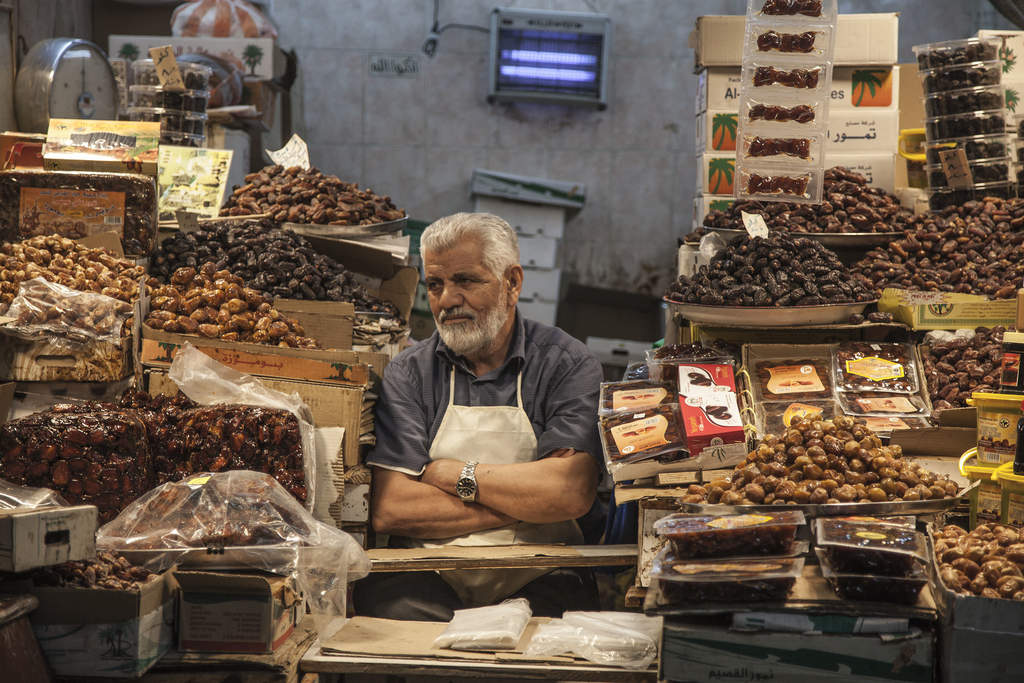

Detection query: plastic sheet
xmin=1 ymin=277 xmax=131 ymax=346
xmin=432 ymin=598 xmax=532 ymax=651
xmin=96 ymin=470 xmax=369 ymax=633
xmin=166 ymin=343 xmax=318 ymax=512
xmin=524 ymin=611 xmax=663 ymax=670
xmin=0 ymin=478 xmax=68 ymax=510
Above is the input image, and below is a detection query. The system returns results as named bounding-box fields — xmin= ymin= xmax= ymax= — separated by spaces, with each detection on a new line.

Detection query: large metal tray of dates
xmin=664 ymin=298 xmax=875 ymax=327
xmin=284 ymin=215 xmax=407 ymax=238
xmin=708 ymin=227 xmax=902 ymax=249
xmin=673 ymin=481 xmax=977 ymax=519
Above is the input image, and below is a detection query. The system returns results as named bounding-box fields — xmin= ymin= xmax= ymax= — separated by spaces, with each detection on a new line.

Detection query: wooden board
xmin=367 ymin=544 xmax=638 ymax=572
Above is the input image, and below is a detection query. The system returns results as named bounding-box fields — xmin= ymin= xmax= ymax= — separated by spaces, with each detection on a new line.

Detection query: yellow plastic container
xmin=968 ymin=392 xmax=1024 ymax=466
xmin=993 ymin=462 xmax=1024 ymax=526
xmin=959 ymin=448 xmax=1002 ymax=528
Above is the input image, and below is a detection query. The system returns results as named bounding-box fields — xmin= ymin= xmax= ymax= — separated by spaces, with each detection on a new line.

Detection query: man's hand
xmin=421 ymin=458 xmax=465 ymax=496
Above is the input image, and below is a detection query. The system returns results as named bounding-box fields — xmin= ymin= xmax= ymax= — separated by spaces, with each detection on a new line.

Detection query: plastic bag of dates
xmin=96 ymin=470 xmax=370 ymax=629
xmin=0 ymin=479 xmax=68 ymax=509
xmin=2 ymin=277 xmax=133 ymax=346
xmin=0 ymin=407 xmax=153 ymax=523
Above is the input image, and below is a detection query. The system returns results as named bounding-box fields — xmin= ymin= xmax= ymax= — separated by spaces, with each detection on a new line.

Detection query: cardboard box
xmin=175 ymin=571 xmax=301 ymax=654
xmin=43 ymin=119 xmax=159 ymax=176
xmin=693 ymin=195 xmax=736 ymax=230
xmin=0 ymin=504 xmax=97 ymax=573
xmin=637 ymin=498 xmax=677 ymax=588
xmin=826 ymin=109 xmax=899 ymax=152
xmin=698 ymin=66 xmax=898 ymax=114
xmin=696 ymin=154 xmax=736 ymax=195
xmin=341 ymin=477 xmax=370 ymax=523
xmin=692 ymin=13 xmax=899 ymax=69
xmin=878 ymin=288 xmax=1017 ymax=330
xmin=662 ymin=621 xmax=934 ymax=683
xmin=696 ymin=110 xmax=738 ymax=153
xmin=27 ymin=571 xmax=175 ymax=677
xmin=473 ymin=195 xmax=567 ymax=239
xmin=676 ymin=362 xmax=736 ymax=395
xmin=823 ymin=152 xmax=895 ymax=191
xmin=108 ymin=35 xmax=276 ymax=80
xmin=522 ymin=267 xmax=562 ymax=302
xmin=678 ymin=393 xmax=746 ymax=464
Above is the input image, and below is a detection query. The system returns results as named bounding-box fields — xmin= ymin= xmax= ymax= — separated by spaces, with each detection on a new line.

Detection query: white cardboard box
xmin=696 ymin=154 xmax=736 ymax=196
xmin=978 ymin=31 xmax=1024 ymax=86
xmin=108 ymin=35 xmax=275 ymax=79
xmin=696 ymin=109 xmax=738 ymax=154
xmin=0 ymin=505 xmax=97 ymax=573
xmin=517 ymin=234 xmax=559 ymax=269
xmin=518 ymin=299 xmax=557 ymax=327
xmin=473 ymin=196 xmax=566 ymax=239
xmin=823 ymin=152 xmax=896 ymax=191
xmin=698 ymin=66 xmax=899 ymax=114
xmin=692 ymin=13 xmax=899 ymax=68
xmin=826 ymin=109 xmax=898 ymax=152
xmin=522 ymin=267 xmax=562 ymax=302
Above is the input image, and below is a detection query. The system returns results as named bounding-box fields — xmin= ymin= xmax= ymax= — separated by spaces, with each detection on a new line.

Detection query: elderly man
xmin=353 ymin=212 xmax=604 ymax=621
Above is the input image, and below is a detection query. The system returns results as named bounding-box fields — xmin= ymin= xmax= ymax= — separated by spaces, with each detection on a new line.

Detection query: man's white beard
xmin=436 ymin=298 xmax=511 ymax=357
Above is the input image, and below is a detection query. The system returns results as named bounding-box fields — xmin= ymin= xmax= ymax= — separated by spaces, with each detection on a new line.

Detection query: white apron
xmin=411 ymin=366 xmax=583 ymax=606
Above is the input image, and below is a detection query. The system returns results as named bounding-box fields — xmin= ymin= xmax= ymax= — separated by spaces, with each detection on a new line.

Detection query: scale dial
xmin=15 ymin=38 xmax=119 ymax=133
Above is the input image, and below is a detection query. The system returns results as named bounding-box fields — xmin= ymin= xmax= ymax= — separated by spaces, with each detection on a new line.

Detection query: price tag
xmin=266 ymin=133 xmax=311 ymax=170
xmin=148 ymin=45 xmax=184 ymax=90
xmin=938 ymin=148 xmax=974 ymax=190
xmin=175 ymin=209 xmax=201 ymax=232
xmin=741 ymin=211 xmax=769 ymax=239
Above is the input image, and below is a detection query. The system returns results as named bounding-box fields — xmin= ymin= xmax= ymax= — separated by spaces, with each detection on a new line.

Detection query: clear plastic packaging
xmin=814 ymin=517 xmax=927 ymax=576
xmin=644 ymin=345 xmax=734 ymax=387
xmin=161 ymin=131 xmax=205 ymax=148
xmin=816 ymin=548 xmax=927 ymax=604
xmin=129 ymin=85 xmax=210 ymax=112
xmin=743 ymin=60 xmax=830 ymax=94
xmin=833 ymin=342 xmax=919 ymax=394
xmin=132 ymin=58 xmax=213 ymax=90
xmin=926 ymin=158 xmax=1011 ymax=187
xmin=652 ymin=549 xmax=804 ymax=603
xmin=433 ymin=598 xmax=532 ymax=651
xmin=525 ymin=612 xmax=662 ymax=670
xmin=740 ymin=132 xmax=824 ymax=163
xmin=832 ymin=515 xmax=916 ymax=528
xmin=742 ymin=98 xmax=823 ymax=127
xmin=750 ymin=0 xmax=837 ymax=21
xmin=924 ymin=134 xmax=1010 ymax=166
xmin=737 ymin=166 xmax=821 ymax=203
xmin=654 ymin=511 xmax=806 ymax=559
xmin=836 ymin=392 xmax=929 ymax=416
xmin=761 ymin=399 xmax=837 ymax=433
xmin=926 ymin=110 xmax=1006 ymax=140
xmin=598 ymin=380 xmax=675 ymax=416
xmin=0 ymin=479 xmax=68 ymax=510
xmin=925 ymin=85 xmax=1005 ymax=118
xmin=919 ymin=61 xmax=1002 ymax=95
xmin=859 ymin=415 xmax=931 ymax=434
xmin=747 ymin=25 xmax=833 ymax=59
xmin=914 ymin=37 xmax=1000 ymax=70
xmin=754 ymin=357 xmax=832 ymax=401
xmin=928 ymin=181 xmax=1017 ymax=210
xmin=127 ymin=107 xmax=207 ymax=135
xmin=1 ymin=277 xmax=132 ymax=346
xmin=96 ymin=470 xmax=370 ymax=630
xmin=598 ymin=404 xmax=687 ymax=463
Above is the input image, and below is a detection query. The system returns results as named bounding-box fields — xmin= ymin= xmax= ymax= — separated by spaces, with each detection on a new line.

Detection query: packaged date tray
xmin=598 ymin=380 xmax=676 ymax=416
xmin=598 ymin=404 xmax=687 ymax=463
xmin=914 ymin=37 xmax=999 ymax=69
xmin=836 ymin=392 xmax=929 ymax=416
xmin=815 ymin=548 xmax=927 ymax=605
xmin=814 ymin=517 xmax=927 ymax=576
xmin=653 ymin=510 xmax=806 ymax=559
xmin=651 ymin=550 xmax=804 ymax=603
xmin=755 ymin=358 xmax=832 ymax=401
xmin=132 ymin=58 xmax=212 ymax=90
xmin=833 ymin=342 xmax=918 ymax=394
xmin=127 ymin=107 xmax=207 ymax=136
xmin=924 ymin=134 xmax=1008 ymax=166
xmin=129 ymin=85 xmax=209 ymax=112
xmin=0 ymin=169 xmax=157 ymax=256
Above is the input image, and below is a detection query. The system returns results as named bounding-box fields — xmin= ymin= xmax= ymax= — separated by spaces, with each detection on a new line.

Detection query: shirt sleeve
xmin=366 ymin=359 xmax=431 ymax=476
xmin=536 ymin=352 xmax=604 ymax=469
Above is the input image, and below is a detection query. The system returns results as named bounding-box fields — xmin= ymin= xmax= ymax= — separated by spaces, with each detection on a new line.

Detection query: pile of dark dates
xmin=151 ymin=217 xmax=400 ymax=316
xmin=853 ymin=197 xmax=1024 ymax=298
xmin=666 ymin=233 xmax=875 ymax=307
xmin=701 ymin=167 xmax=914 ymax=235
xmin=922 ymin=326 xmax=1005 ymax=409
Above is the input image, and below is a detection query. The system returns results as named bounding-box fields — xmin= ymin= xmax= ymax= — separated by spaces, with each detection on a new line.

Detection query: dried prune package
xmin=96 ymin=470 xmax=370 ymax=634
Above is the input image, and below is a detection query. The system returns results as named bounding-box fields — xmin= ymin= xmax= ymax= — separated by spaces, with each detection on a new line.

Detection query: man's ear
xmin=507 ymin=265 xmax=524 ymax=296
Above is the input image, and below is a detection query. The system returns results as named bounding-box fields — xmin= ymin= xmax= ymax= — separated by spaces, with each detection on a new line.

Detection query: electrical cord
xmin=423 ymin=0 xmax=489 ymax=56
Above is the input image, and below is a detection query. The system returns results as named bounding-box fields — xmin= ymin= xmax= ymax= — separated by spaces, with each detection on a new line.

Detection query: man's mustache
xmin=438 ymin=307 xmax=476 ymax=322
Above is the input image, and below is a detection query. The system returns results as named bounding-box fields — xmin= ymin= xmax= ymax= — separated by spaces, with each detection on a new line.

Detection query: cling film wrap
xmin=432 ymin=598 xmax=532 ymax=651
xmin=524 ymin=612 xmax=663 ymax=670
xmin=1 ymin=277 xmax=132 ymax=347
xmin=735 ymin=0 xmax=837 ymax=204
xmin=95 ymin=470 xmax=370 ymax=633
xmin=166 ymin=342 xmax=318 ymax=512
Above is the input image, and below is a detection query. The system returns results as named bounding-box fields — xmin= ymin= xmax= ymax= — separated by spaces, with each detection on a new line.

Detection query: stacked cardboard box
xmin=692 ymin=14 xmax=900 ymax=230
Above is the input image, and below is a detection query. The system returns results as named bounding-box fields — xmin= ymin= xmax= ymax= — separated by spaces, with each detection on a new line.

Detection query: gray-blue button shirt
xmin=367 ymin=311 xmax=603 ymax=476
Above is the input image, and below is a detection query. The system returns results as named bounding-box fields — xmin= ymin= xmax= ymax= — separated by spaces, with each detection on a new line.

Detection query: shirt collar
xmin=435 ymin=309 xmax=526 ymax=375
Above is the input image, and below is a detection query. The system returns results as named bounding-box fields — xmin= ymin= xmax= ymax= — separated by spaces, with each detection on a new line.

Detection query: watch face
xmin=456 ymin=478 xmax=474 ymax=499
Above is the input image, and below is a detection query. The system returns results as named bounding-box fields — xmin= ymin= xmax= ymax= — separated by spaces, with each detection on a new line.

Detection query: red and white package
xmin=679 ymin=393 xmax=747 ymax=467
xmin=677 ymin=363 xmax=737 ymax=397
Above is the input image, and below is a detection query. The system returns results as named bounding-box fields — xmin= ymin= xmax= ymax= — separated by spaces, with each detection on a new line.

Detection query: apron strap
xmin=515 ymin=368 xmax=525 ymax=410
xmin=448 ymin=365 xmax=457 ymax=407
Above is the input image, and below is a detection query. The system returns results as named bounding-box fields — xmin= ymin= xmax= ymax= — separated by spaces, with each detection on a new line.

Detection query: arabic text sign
xmin=148 ymin=45 xmax=184 ymax=90
xmin=938 ymin=148 xmax=974 ymax=190
xmin=741 ymin=211 xmax=769 ymax=239
xmin=266 ymin=133 xmax=310 ymax=170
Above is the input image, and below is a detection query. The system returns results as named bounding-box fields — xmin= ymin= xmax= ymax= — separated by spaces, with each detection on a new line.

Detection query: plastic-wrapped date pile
xmin=922 ymin=327 xmax=1005 ymax=409
xmin=221 ymin=164 xmax=405 ymax=226
xmin=30 ymin=551 xmax=157 ymax=590
xmin=150 ymin=217 xmax=400 ymax=317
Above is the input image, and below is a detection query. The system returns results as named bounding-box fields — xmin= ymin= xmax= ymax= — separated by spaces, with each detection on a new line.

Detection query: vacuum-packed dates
xmin=652 ymin=552 xmax=804 ymax=603
xmin=599 ymin=404 xmax=686 ymax=462
xmin=817 ymin=549 xmax=927 ymax=604
xmin=599 ymin=380 xmax=675 ymax=415
xmin=653 ymin=511 xmax=805 ymax=559
xmin=759 ymin=0 xmax=822 ymax=17
xmin=746 ymin=173 xmax=811 ymax=196
xmin=744 ymin=136 xmax=812 ymax=159
xmin=748 ymin=103 xmax=816 ymax=123
xmin=756 ymin=30 xmax=817 ymax=53
xmin=753 ymin=65 xmax=821 ymax=88
xmin=834 ymin=342 xmax=917 ymax=394
xmin=815 ymin=517 xmax=926 ymax=575
xmin=756 ymin=359 xmax=832 ymax=400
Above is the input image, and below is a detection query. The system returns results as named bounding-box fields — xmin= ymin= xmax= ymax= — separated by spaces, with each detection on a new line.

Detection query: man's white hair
xmin=421 ymin=212 xmax=520 ymax=279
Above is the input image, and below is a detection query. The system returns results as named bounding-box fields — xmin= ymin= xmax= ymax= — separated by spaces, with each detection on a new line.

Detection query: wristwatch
xmin=455 ymin=461 xmax=479 ymax=502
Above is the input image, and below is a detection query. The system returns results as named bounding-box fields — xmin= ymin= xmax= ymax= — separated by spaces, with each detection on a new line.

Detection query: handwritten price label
xmin=266 ymin=133 xmax=310 ymax=170
xmin=741 ymin=211 xmax=769 ymax=239
xmin=175 ymin=209 xmax=201 ymax=232
xmin=938 ymin=148 xmax=974 ymax=190
xmin=148 ymin=45 xmax=184 ymax=90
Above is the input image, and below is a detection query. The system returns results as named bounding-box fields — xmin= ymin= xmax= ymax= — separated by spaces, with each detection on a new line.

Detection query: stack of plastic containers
xmin=127 ymin=58 xmax=211 ymax=148
xmin=914 ymin=38 xmax=1016 ymax=210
